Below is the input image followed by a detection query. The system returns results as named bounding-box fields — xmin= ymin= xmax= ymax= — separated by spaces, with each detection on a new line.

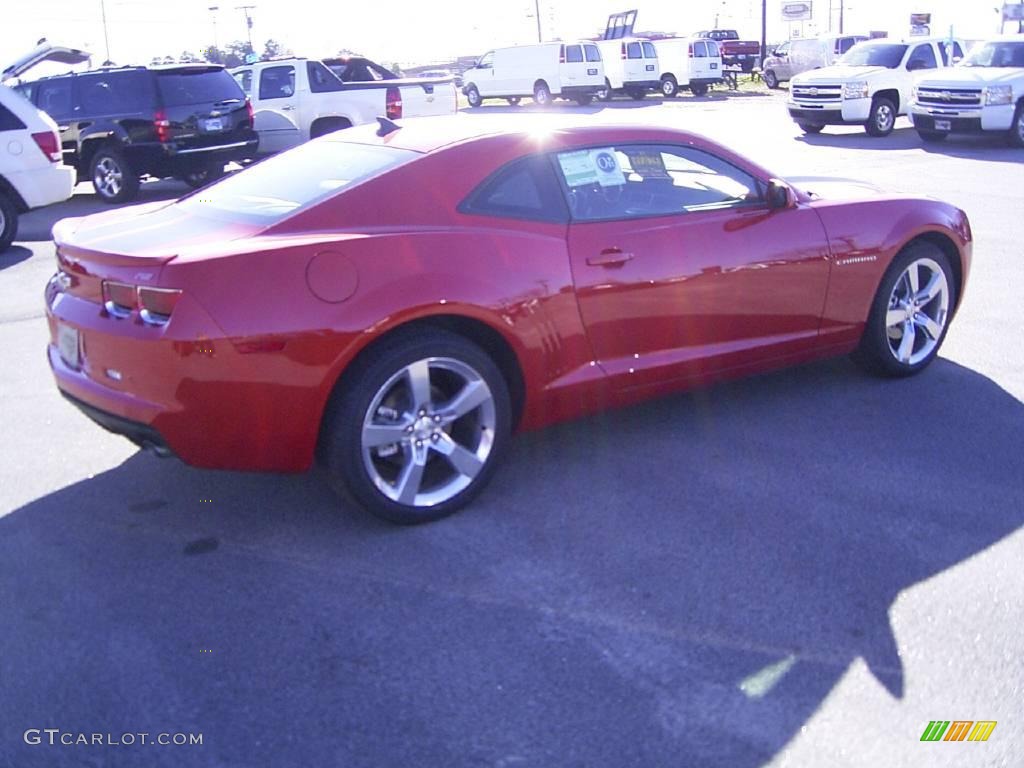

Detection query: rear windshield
xmin=962 ymin=41 xmax=1024 ymax=68
xmin=176 ymin=139 xmax=419 ymax=223
xmin=157 ymin=68 xmax=243 ymax=107
xmin=840 ymin=43 xmax=907 ymax=68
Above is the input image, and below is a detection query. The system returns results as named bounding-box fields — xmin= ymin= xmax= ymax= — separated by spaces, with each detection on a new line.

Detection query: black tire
xmin=465 ymin=85 xmax=482 ymax=108
xmin=180 ymin=161 xmax=226 ymax=189
xmin=660 ymin=75 xmax=678 ymax=98
xmin=506 ymin=97 xmax=521 ymax=106
xmin=321 ymin=329 xmax=512 ymax=524
xmin=917 ymin=130 xmax=947 ymax=143
xmin=0 ymin=192 xmax=18 ymax=253
xmin=763 ymin=69 xmax=779 ymax=89
xmin=627 ymin=87 xmax=646 ymax=101
xmin=690 ymin=83 xmax=709 ymax=97
xmin=851 ymin=241 xmax=956 ymax=378
xmin=798 ymin=122 xmax=824 ymax=134
xmin=865 ymin=96 xmax=897 ymax=137
xmin=533 ymin=81 xmax=552 ymax=107
xmin=1007 ymin=101 xmax=1024 ymax=148
xmin=575 ymin=94 xmax=593 ymax=106
xmin=89 ymin=146 xmax=140 ymax=204
xmin=597 ymin=79 xmax=613 ymax=102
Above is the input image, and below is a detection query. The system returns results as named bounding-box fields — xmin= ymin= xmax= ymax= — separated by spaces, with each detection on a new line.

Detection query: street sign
xmin=1003 ymin=3 xmax=1024 ymax=21
xmin=781 ymin=2 xmax=813 ymax=21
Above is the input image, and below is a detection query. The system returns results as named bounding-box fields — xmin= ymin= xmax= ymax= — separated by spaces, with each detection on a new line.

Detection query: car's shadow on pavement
xmin=795 ymin=125 xmax=1021 ymax=160
xmin=1 ymin=357 xmax=1021 ymax=766
xmin=0 ymin=245 xmax=32 ymax=271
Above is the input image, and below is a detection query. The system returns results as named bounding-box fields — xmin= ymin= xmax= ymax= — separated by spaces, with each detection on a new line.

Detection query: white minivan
xmin=654 ymin=37 xmax=724 ymax=97
xmin=462 ymin=42 xmax=605 ymax=107
xmin=595 ymin=38 xmax=660 ymax=99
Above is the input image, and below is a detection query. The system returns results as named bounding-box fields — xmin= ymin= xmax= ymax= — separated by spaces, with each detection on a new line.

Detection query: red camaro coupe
xmin=45 ymin=115 xmax=972 ymax=523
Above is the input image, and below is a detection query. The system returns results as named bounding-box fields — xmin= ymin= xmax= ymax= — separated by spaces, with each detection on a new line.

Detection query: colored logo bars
xmin=921 ymin=721 xmax=997 ymax=742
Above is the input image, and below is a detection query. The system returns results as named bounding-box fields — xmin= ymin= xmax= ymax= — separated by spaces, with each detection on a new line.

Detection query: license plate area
xmin=58 ymin=323 xmax=81 ymax=369
xmin=645 ymin=64 xmax=655 ymax=71
xmin=202 ymin=117 xmax=225 ymax=132
xmin=934 ymin=119 xmax=951 ymax=131
xmin=711 ymin=63 xmax=718 ymax=69
xmin=587 ymin=68 xmax=598 ymax=75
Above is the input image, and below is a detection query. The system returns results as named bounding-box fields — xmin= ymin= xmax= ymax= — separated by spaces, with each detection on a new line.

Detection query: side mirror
xmin=766 ymin=179 xmax=794 ymax=210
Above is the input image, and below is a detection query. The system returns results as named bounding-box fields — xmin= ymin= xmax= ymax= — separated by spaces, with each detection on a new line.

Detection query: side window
xmin=908 ymin=44 xmax=937 ymax=70
xmin=233 ymin=69 xmax=252 ymax=96
xmin=775 ymin=42 xmax=790 ymax=56
xmin=34 ymin=79 xmax=74 ymax=118
xmin=0 ymin=103 xmax=27 ymax=132
xmin=706 ymin=41 xmax=720 ymax=57
xmin=555 ymin=144 xmax=763 ymax=223
xmin=566 ymin=45 xmax=584 ymax=64
xmin=307 ymin=61 xmax=341 ymax=93
xmin=626 ymin=42 xmax=642 ymax=59
xmin=585 ymin=45 xmax=601 ymax=62
xmin=258 ymin=65 xmax=296 ymax=99
xmin=838 ymin=37 xmax=858 ymax=54
xmin=642 ymin=42 xmax=657 ymax=59
xmin=693 ymin=41 xmax=707 ymax=58
xmin=477 ymin=52 xmax=494 ymax=69
xmin=459 ymin=155 xmax=568 ymax=224
xmin=77 ymin=72 xmax=153 ymax=114
xmin=938 ymin=42 xmax=964 ymax=66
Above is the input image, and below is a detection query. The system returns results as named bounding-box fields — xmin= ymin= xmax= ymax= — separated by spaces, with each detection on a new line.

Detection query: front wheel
xmin=321 ymin=330 xmax=512 ymax=524
xmin=0 ymin=192 xmax=18 ymax=253
xmin=465 ymin=85 xmax=482 ymax=108
xmin=533 ymin=82 xmax=552 ymax=107
xmin=689 ymin=83 xmax=709 ymax=97
xmin=660 ymin=75 xmax=678 ymax=98
xmin=1007 ymin=101 xmax=1024 ymax=148
xmin=90 ymin=147 xmax=140 ymax=203
xmin=865 ymin=96 xmax=897 ymax=137
xmin=763 ymin=69 xmax=779 ymax=89
xmin=917 ymin=130 xmax=947 ymax=143
xmin=851 ymin=242 xmax=956 ymax=377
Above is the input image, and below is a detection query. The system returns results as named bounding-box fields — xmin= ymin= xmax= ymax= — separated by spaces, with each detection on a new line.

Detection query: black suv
xmin=19 ymin=64 xmax=258 ymax=203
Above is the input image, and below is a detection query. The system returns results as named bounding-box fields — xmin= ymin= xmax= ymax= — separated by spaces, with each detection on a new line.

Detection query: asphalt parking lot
xmin=1 ymin=93 xmax=1022 ymax=767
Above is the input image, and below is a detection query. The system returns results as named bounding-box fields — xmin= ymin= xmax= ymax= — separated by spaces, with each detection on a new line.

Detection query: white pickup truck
xmin=788 ymin=37 xmax=965 ymax=137
xmin=911 ymin=36 xmax=1024 ymax=147
xmin=231 ymin=57 xmax=457 ymax=155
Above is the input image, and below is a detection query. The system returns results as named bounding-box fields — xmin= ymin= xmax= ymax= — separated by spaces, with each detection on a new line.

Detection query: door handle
xmin=281 ymin=105 xmax=295 ymax=111
xmin=587 ymin=249 xmax=634 ymax=267
xmin=58 ymin=125 xmax=69 ymax=132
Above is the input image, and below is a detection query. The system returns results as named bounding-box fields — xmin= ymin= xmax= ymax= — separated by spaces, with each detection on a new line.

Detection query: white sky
xmin=2 ymin=0 xmax=1012 ymax=70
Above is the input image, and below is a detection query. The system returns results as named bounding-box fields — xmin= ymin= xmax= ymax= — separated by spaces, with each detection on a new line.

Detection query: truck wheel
xmin=0 ymin=192 xmax=18 ymax=253
xmin=506 ymin=97 xmax=520 ymax=106
xmin=917 ymin=130 xmax=947 ymax=143
xmin=575 ymin=94 xmax=593 ymax=106
xmin=660 ymin=75 xmax=678 ymax=98
xmin=763 ymin=69 xmax=779 ymax=89
xmin=865 ymin=96 xmax=896 ymax=137
xmin=690 ymin=83 xmax=709 ymax=97
xmin=798 ymin=122 xmax=824 ymax=134
xmin=533 ymin=82 xmax=552 ymax=106
xmin=627 ymin=88 xmax=646 ymax=101
xmin=90 ymin=146 xmax=140 ymax=204
xmin=1008 ymin=101 xmax=1024 ymax=148
xmin=465 ymin=85 xmax=482 ymax=108
xmin=597 ymin=79 xmax=613 ymax=102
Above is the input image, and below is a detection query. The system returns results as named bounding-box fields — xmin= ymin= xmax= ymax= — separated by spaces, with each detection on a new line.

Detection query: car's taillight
xmin=31 ymin=130 xmax=61 ymax=162
xmin=688 ymin=43 xmax=695 ymax=57
xmin=559 ymin=44 xmax=566 ymax=63
xmin=101 ymin=281 xmax=181 ymax=325
xmin=245 ymin=97 xmax=254 ymax=125
xmin=385 ymin=87 xmax=402 ymax=119
xmin=621 ymin=43 xmax=627 ymax=60
xmin=138 ymin=287 xmax=182 ymax=325
xmin=154 ymin=109 xmax=171 ymax=142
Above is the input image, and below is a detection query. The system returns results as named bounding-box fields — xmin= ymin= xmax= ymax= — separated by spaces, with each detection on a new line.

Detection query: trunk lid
xmin=2 ymin=40 xmax=91 ymax=82
xmin=392 ymin=78 xmax=458 ymax=117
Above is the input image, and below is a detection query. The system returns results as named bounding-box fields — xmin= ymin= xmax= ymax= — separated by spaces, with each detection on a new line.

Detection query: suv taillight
xmin=154 ymin=109 xmax=171 ymax=142
xmin=245 ymin=97 xmax=254 ymax=125
xmin=621 ymin=43 xmax=627 ymax=60
xmin=385 ymin=87 xmax=402 ymax=119
xmin=32 ymin=131 xmax=61 ymax=162
xmin=688 ymin=43 xmax=695 ymax=57
xmin=559 ymin=45 xmax=566 ymax=64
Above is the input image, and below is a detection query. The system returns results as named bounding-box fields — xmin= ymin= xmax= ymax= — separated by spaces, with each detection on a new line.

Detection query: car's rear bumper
xmin=60 ymin=389 xmax=175 ymax=457
xmin=560 ymin=85 xmax=603 ymax=97
xmin=622 ymin=79 xmax=661 ymax=91
xmin=126 ymin=136 xmax=260 ymax=176
xmin=9 ymin=164 xmax=75 ymax=210
xmin=689 ymin=78 xmax=724 ymax=87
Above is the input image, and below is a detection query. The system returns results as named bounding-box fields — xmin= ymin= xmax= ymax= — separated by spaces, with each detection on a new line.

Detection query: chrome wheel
xmin=361 ymin=357 xmax=496 ymax=508
xmin=885 ymin=257 xmax=950 ymax=366
xmin=875 ymin=104 xmax=894 ymax=132
xmin=93 ymin=156 xmax=123 ymax=199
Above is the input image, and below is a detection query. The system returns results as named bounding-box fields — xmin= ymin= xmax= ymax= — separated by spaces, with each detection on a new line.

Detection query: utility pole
xmin=209 ymin=6 xmax=220 ymax=51
xmin=236 ymin=5 xmax=256 ymax=53
xmin=99 ymin=0 xmax=111 ymax=63
xmin=534 ymin=0 xmax=542 ymax=42
xmin=761 ymin=0 xmax=767 ymax=63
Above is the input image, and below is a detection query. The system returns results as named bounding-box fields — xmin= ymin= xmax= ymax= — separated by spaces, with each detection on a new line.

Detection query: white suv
xmin=788 ymin=37 xmax=964 ymax=137
xmin=0 ymin=42 xmax=84 ymax=251
xmin=911 ymin=36 xmax=1024 ymax=146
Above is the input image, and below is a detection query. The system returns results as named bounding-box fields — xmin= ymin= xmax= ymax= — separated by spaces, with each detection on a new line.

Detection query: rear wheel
xmin=321 ymin=330 xmax=512 ymax=524
xmin=0 ymin=192 xmax=18 ymax=253
xmin=865 ymin=96 xmax=897 ymax=137
xmin=798 ymin=122 xmax=824 ymax=134
xmin=763 ymin=69 xmax=779 ymax=89
xmin=506 ymin=96 xmax=521 ymax=106
xmin=533 ymin=81 xmax=552 ymax=106
xmin=575 ymin=94 xmax=593 ymax=106
xmin=660 ymin=75 xmax=678 ymax=98
xmin=852 ymin=242 xmax=955 ymax=377
xmin=627 ymin=87 xmax=646 ymax=101
xmin=90 ymin=146 xmax=139 ymax=204
xmin=690 ymin=82 xmax=709 ymax=97
xmin=1007 ymin=101 xmax=1024 ymax=148
xmin=597 ymin=79 xmax=613 ymax=101
xmin=917 ymin=130 xmax=947 ymax=143
xmin=465 ymin=85 xmax=482 ymax=108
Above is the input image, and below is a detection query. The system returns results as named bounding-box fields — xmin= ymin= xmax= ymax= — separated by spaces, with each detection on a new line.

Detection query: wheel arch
xmin=906 ymin=231 xmax=965 ymax=312
xmin=0 ymin=175 xmax=29 ymax=213
xmin=309 ymin=115 xmax=353 ymax=139
xmin=873 ymin=88 xmax=900 ymax=113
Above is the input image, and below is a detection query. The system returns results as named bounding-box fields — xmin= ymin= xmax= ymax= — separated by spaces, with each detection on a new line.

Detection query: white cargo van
xmin=461 ymin=42 xmax=605 ymax=107
xmin=762 ymin=34 xmax=868 ymax=89
xmin=654 ymin=37 xmax=724 ymax=97
xmin=595 ymin=38 xmax=660 ymax=100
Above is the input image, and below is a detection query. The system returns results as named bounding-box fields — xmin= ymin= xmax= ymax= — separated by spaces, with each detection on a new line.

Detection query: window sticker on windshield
xmin=558 ymin=148 xmax=626 ymax=188
xmin=623 ymin=149 xmax=670 ymax=179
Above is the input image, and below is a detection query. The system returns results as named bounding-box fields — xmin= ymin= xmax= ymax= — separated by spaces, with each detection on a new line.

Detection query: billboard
xmin=1003 ymin=3 xmax=1024 ymax=21
xmin=781 ymin=1 xmax=813 ymax=21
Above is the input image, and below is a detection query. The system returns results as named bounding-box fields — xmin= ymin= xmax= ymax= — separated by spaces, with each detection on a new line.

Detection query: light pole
xmin=208 ymin=6 xmax=219 ymax=51
xmin=534 ymin=0 xmax=542 ymax=42
xmin=236 ymin=5 xmax=256 ymax=55
xmin=99 ymin=0 xmax=111 ymax=63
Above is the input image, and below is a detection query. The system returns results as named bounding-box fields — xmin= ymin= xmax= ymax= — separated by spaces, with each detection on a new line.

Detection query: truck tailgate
xmin=395 ymin=79 xmax=458 ymax=117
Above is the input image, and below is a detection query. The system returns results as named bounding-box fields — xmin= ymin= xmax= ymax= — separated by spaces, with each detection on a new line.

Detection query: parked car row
xmin=461 ymin=36 xmax=726 ymax=107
